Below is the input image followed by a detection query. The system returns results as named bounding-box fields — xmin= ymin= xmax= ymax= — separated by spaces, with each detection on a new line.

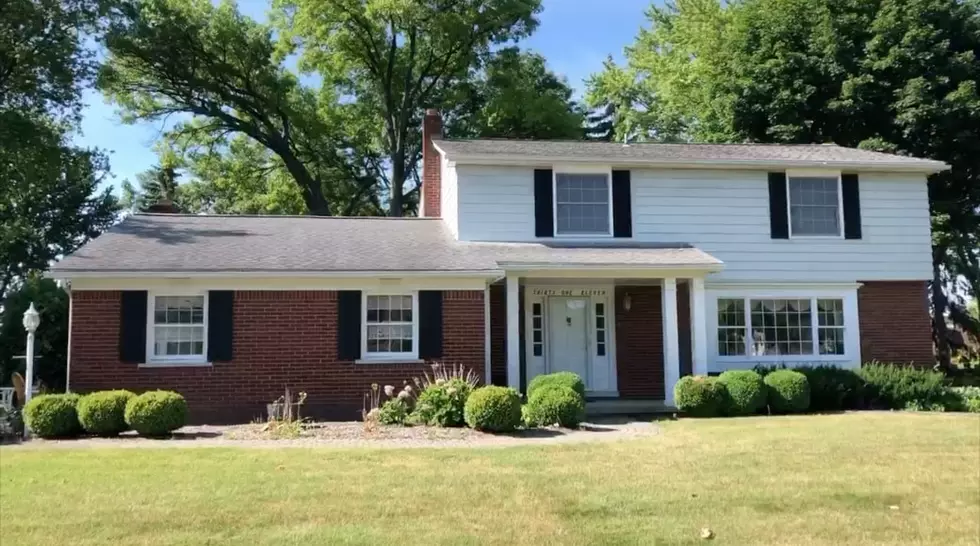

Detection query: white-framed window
xmin=715 ymin=296 xmax=847 ymax=357
xmin=788 ymin=173 xmax=843 ymax=237
xmin=147 ymin=294 xmax=207 ymax=363
xmin=554 ymin=171 xmax=613 ymax=236
xmin=361 ymin=293 xmax=419 ymax=361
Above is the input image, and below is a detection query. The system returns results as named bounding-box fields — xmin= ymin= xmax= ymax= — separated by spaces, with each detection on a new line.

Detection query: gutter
xmin=48 ymin=269 xmax=506 ymax=280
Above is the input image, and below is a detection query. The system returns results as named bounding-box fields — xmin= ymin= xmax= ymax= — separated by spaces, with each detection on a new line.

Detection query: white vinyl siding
xmin=453 ymin=165 xmax=932 ymax=283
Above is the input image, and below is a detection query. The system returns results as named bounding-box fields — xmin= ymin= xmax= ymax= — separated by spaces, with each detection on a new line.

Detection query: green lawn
xmin=1 ymin=413 xmax=978 ymax=546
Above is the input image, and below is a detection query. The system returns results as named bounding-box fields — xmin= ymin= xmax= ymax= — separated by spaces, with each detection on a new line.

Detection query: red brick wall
xmin=858 ymin=280 xmax=934 ymax=365
xmin=70 ymin=290 xmax=485 ymax=423
xmin=488 ymin=283 xmax=524 ymax=388
xmin=421 ymin=109 xmax=442 ymax=217
xmin=615 ymin=286 xmax=665 ymax=399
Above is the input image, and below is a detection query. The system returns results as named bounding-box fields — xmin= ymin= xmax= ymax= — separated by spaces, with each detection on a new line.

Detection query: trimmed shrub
xmin=378 ymin=398 xmax=409 ymax=425
xmin=23 ymin=393 xmax=82 ymax=438
xmin=525 ymin=385 xmax=585 ymax=428
xmin=77 ymin=390 xmax=135 ymax=436
xmin=124 ymin=391 xmax=187 ymax=436
xmin=858 ymin=363 xmax=948 ymax=410
xmin=794 ymin=366 xmax=866 ymax=411
xmin=718 ymin=370 xmax=767 ymax=416
xmin=527 ymin=372 xmax=586 ymax=400
xmin=674 ymin=375 xmax=726 ymax=417
xmin=764 ymin=370 xmax=811 ymax=413
xmin=413 ymin=378 xmax=473 ymax=427
xmin=464 ymin=386 xmax=522 ymax=432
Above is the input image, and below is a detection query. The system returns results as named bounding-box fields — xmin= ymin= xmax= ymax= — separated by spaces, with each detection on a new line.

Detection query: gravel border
xmin=5 ymin=418 xmax=661 ymax=450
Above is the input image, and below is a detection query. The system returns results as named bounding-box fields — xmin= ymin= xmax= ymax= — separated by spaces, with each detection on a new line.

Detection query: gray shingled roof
xmin=433 ymin=139 xmax=948 ymax=171
xmin=50 ymin=214 xmax=722 ymax=275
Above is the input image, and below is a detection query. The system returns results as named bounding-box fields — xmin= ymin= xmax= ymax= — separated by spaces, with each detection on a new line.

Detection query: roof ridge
xmin=132 ymin=213 xmax=440 ymax=220
xmin=433 ymin=138 xmax=843 ymax=147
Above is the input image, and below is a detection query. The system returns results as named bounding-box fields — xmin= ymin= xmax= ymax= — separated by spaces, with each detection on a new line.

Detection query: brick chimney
xmin=421 ymin=108 xmax=443 ymax=217
xmin=145 ymin=199 xmax=180 ymax=214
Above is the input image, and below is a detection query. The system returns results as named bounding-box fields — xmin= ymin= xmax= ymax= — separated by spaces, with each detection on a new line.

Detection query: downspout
xmin=65 ymin=281 xmax=73 ymax=393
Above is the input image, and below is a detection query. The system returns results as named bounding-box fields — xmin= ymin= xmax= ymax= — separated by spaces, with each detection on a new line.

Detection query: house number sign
xmin=531 ymin=288 xmax=607 ymax=297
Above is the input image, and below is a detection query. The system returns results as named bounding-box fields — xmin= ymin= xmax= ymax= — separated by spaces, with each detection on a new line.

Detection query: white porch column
xmin=690 ymin=277 xmax=709 ymax=376
xmin=662 ymin=278 xmax=680 ymax=406
xmin=506 ymin=274 xmax=521 ymax=391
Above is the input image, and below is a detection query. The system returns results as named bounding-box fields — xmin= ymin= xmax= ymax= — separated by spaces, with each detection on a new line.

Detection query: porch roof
xmin=462 ymin=241 xmax=723 ymax=271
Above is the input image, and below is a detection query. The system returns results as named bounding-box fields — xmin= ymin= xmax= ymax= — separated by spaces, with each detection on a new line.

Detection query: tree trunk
xmin=931 ymin=250 xmax=952 ymax=370
xmin=279 ymin=153 xmax=330 ymax=216
xmin=389 ymin=149 xmax=405 ymax=217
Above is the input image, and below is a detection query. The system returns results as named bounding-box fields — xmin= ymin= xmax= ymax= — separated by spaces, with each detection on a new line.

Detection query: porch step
xmin=586 ymin=398 xmax=676 ymax=417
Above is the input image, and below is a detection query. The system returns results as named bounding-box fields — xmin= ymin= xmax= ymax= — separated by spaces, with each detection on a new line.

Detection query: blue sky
xmin=78 ymin=0 xmax=653 ymax=190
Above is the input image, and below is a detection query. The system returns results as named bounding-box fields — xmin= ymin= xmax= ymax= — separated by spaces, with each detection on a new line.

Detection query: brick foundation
xmin=69 ymin=290 xmax=485 ymax=423
xmin=858 ymin=280 xmax=934 ymax=365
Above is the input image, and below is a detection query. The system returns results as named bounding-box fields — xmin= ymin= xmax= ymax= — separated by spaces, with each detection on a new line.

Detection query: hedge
xmin=674 ymin=376 xmax=726 ymax=417
xmin=718 ymin=370 xmax=767 ymax=415
xmin=764 ymin=370 xmax=811 ymax=413
xmin=464 ymin=386 xmax=522 ymax=432
xmin=23 ymin=393 xmax=82 ymax=438
xmin=527 ymin=372 xmax=586 ymax=400
xmin=524 ymin=385 xmax=585 ymax=428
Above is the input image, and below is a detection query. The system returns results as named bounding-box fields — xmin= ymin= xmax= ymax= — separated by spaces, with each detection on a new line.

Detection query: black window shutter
xmin=841 ymin=173 xmax=862 ymax=239
xmin=207 ymin=291 xmax=234 ymax=361
xmin=534 ymin=169 xmax=554 ymax=237
xmin=418 ymin=291 xmax=443 ymax=360
xmin=612 ymin=170 xmax=632 ymax=237
xmin=119 ymin=291 xmax=147 ymax=363
xmin=337 ymin=290 xmax=361 ymax=360
xmin=768 ymin=172 xmax=789 ymax=239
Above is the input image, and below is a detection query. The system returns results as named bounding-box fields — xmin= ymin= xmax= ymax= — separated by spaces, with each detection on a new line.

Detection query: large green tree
xmin=0 ymin=0 xmax=118 ymax=299
xmin=0 ymin=276 xmax=69 ymax=390
xmin=588 ymin=0 xmax=980 ymax=365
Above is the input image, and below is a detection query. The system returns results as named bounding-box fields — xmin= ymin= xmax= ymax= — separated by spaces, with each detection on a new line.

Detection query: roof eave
xmin=444 ymin=153 xmax=950 ymax=174
xmin=49 ymin=269 xmax=504 ymax=280
xmin=495 ymin=262 xmax=725 ymax=272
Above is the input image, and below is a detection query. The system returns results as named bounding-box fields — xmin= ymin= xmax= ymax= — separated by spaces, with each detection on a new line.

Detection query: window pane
xmin=365 ymin=295 xmax=414 ymax=353
xmin=555 ymin=173 xmax=610 ymax=235
xmin=748 ymin=299 xmax=814 ymax=356
xmin=789 ymin=177 xmax=840 ymax=236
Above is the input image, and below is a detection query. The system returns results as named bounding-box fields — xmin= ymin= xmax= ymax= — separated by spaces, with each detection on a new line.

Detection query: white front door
xmin=547 ymin=297 xmax=589 ymax=381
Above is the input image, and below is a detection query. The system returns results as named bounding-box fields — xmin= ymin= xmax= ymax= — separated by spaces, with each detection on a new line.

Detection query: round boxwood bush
xmin=23 ymin=393 xmax=82 ymax=438
xmin=527 ymin=371 xmax=586 ymax=400
xmin=77 ymin=390 xmax=135 ymax=436
xmin=464 ymin=386 xmax=522 ymax=432
xmin=124 ymin=391 xmax=188 ymax=436
xmin=718 ymin=370 xmax=767 ymax=416
xmin=525 ymin=385 xmax=585 ymax=428
xmin=674 ymin=376 xmax=726 ymax=417
xmin=764 ymin=369 xmax=811 ymax=413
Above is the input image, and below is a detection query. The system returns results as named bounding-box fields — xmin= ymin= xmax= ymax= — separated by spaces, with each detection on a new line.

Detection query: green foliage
xmin=0 ymin=276 xmax=70 ymax=390
xmin=764 ymin=370 xmax=811 ymax=413
xmin=77 ymin=390 xmax=135 ymax=436
xmin=0 ymin=407 xmax=24 ymax=441
xmin=378 ymin=398 xmax=409 ymax=426
xmin=524 ymin=385 xmax=585 ymax=428
xmin=858 ymin=363 xmax=949 ymax=409
xmin=464 ymin=386 xmax=522 ymax=432
xmin=587 ymin=0 xmax=980 ymax=350
xmin=23 ymin=393 xmax=81 ymax=438
xmin=527 ymin=372 xmax=586 ymax=400
xmin=674 ymin=375 xmax=726 ymax=417
xmin=949 ymin=386 xmax=980 ymax=413
xmin=412 ymin=378 xmax=472 ymax=427
xmin=718 ymin=370 xmax=767 ymax=416
xmin=795 ymin=366 xmax=866 ymax=411
xmin=124 ymin=391 xmax=188 ymax=436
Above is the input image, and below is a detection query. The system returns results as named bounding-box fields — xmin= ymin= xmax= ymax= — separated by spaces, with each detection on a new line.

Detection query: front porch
xmin=488 ymin=270 xmax=714 ymax=408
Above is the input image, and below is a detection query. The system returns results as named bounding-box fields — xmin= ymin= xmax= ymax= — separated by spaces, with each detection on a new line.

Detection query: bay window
xmin=716 ymin=296 xmax=846 ymax=357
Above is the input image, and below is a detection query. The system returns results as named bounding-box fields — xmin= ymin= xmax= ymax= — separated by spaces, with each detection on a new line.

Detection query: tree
xmin=120 ymin=163 xmax=181 ymax=212
xmin=0 ymin=276 xmax=70 ymax=391
xmin=98 ymin=0 xmax=375 ymax=216
xmin=277 ymin=0 xmax=542 ymax=215
xmin=589 ymin=0 xmax=980 ymax=367
xmin=1 ymin=0 xmax=120 ymax=298
xmin=449 ymin=47 xmax=584 ymax=140
xmin=585 ymin=103 xmax=616 ymax=141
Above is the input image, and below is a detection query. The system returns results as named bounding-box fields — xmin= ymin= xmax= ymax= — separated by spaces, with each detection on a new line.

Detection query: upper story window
xmin=554 ymin=172 xmax=612 ymax=236
xmin=788 ymin=175 xmax=842 ymax=237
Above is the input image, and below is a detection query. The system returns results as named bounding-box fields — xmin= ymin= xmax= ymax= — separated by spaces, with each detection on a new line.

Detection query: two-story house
xmin=51 ymin=110 xmax=947 ymax=422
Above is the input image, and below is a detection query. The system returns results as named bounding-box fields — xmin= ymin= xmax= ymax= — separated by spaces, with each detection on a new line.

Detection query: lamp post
xmin=22 ymin=303 xmax=40 ymax=408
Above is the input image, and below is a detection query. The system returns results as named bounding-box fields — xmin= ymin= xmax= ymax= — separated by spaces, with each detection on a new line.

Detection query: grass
xmin=1 ymin=413 xmax=978 ymax=546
